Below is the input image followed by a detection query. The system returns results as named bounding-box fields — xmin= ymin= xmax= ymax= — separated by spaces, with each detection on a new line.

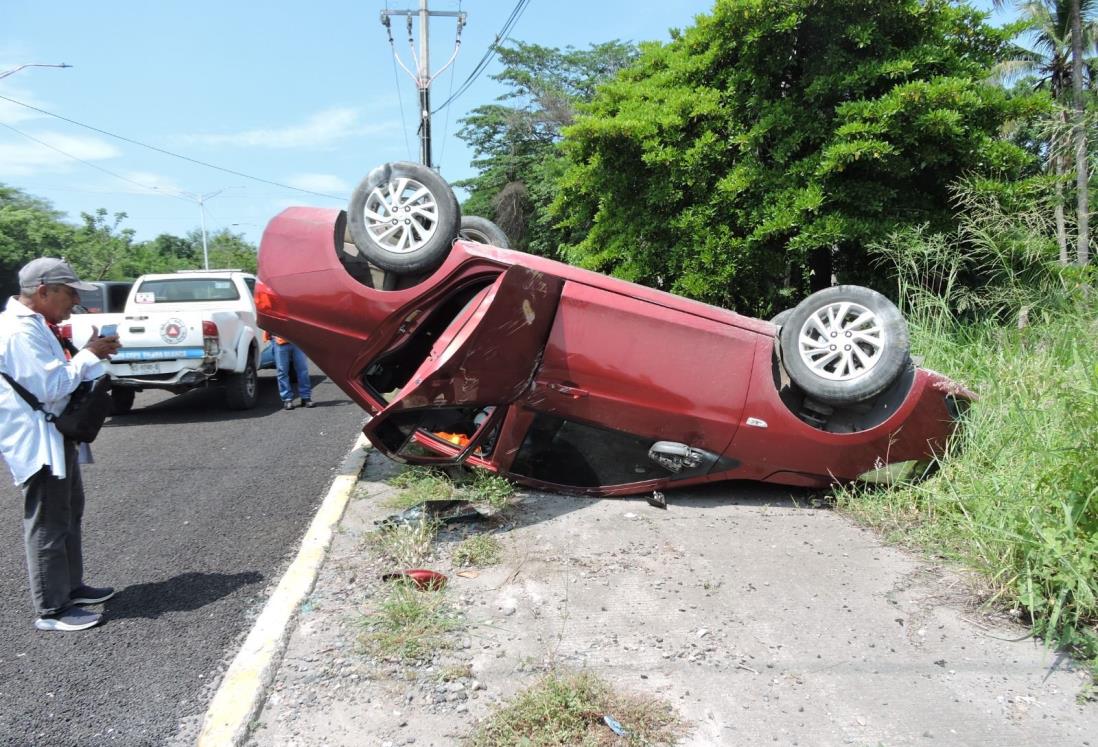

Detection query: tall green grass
xmin=843 ymin=185 xmax=1098 ymax=673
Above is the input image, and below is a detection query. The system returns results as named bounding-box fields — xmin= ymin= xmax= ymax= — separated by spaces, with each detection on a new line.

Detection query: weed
xmin=386 ymin=467 xmax=456 ymax=509
xmin=466 ymin=670 xmax=685 ymax=746
xmin=358 ymin=582 xmax=460 ymax=662
xmin=458 ymin=470 xmax=516 ymax=511
xmin=857 ymin=194 xmax=1098 ymax=681
xmin=366 ymin=517 xmax=440 ymax=568
xmin=437 ymin=663 xmax=474 ymax=682
xmin=453 ymin=533 xmax=503 ymax=567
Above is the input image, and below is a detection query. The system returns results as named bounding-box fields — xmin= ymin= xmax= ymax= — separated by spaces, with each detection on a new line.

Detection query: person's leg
xmin=291 ymin=345 xmax=312 ymax=401
xmin=66 ymin=444 xmax=85 ymax=591
xmin=273 ymin=343 xmax=293 ymax=402
xmin=22 ymin=448 xmax=77 ymax=616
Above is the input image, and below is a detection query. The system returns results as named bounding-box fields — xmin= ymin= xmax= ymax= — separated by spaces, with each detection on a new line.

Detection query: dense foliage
xmin=455 ymin=40 xmax=639 ymax=256
xmin=552 ymin=0 xmax=1046 ymax=314
xmin=0 ymin=184 xmax=256 ymax=297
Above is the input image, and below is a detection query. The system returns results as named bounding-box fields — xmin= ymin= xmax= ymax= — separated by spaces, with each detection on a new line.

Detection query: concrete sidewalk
xmin=235 ymin=451 xmax=1095 ymax=746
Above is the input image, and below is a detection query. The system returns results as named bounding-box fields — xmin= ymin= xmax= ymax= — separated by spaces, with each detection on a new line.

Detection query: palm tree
xmin=995 ymin=0 xmax=1097 ymax=264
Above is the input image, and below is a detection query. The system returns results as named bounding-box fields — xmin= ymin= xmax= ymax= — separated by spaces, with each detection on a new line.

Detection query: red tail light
xmin=254 ymin=280 xmax=282 ymax=316
xmin=202 ymin=320 xmax=219 ymax=338
xmin=59 ymin=323 xmax=72 ymax=339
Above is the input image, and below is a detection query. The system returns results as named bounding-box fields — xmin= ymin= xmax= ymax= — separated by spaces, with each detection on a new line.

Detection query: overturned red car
xmin=256 ymin=161 xmax=972 ymax=496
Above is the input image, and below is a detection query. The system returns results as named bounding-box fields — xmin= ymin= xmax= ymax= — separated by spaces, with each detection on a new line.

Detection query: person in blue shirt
xmin=0 ymin=258 xmax=120 ymax=631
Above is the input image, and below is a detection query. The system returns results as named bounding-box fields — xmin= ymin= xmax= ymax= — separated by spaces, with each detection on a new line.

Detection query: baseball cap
xmin=18 ymin=258 xmax=97 ymax=292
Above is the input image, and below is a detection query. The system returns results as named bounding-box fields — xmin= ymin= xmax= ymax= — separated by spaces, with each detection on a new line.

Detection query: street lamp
xmin=169 ymin=187 xmax=242 ymax=270
xmin=0 ymin=63 xmax=71 ymax=80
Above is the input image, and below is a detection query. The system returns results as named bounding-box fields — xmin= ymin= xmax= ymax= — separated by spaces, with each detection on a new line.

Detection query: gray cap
xmin=18 ymin=258 xmax=97 ymax=293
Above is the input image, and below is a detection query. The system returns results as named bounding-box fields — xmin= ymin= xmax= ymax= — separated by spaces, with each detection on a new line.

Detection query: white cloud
xmin=0 ymin=131 xmax=120 ymax=177
xmin=283 ymin=173 xmax=351 ymax=195
xmin=183 ymin=107 xmax=389 ymax=149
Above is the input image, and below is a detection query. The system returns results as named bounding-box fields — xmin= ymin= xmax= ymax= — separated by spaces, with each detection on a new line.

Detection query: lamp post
xmin=0 ymin=63 xmax=71 ymax=80
xmin=174 ymin=188 xmax=240 ymax=269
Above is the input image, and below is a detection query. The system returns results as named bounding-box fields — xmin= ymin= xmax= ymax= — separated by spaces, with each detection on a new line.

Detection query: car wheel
xmin=779 ymin=285 xmax=910 ymax=405
xmin=347 ymin=161 xmax=461 ymax=275
xmin=225 ymin=355 xmax=259 ymax=410
xmin=458 ymin=215 xmax=510 ymax=248
xmin=110 ymin=387 xmax=136 ymax=415
xmin=770 ymin=309 xmax=793 ymax=326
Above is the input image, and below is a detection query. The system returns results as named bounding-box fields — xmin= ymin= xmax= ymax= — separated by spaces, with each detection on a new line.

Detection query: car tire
xmin=458 ymin=215 xmax=510 ymax=248
xmin=110 ymin=387 xmax=136 ymax=415
xmin=779 ymin=285 xmax=910 ymax=405
xmin=770 ymin=308 xmax=793 ymax=326
xmin=347 ymin=161 xmax=461 ymax=275
xmin=225 ymin=354 xmax=259 ymax=410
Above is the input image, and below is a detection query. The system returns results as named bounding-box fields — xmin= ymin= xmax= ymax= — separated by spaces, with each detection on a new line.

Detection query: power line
xmin=0 ymin=93 xmax=347 ymax=201
xmin=0 ymin=121 xmax=191 ymax=202
xmin=431 ymin=0 xmax=532 ymax=114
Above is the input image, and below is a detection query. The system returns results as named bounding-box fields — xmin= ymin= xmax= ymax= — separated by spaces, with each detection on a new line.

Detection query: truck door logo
xmin=160 ymin=318 xmax=188 ymax=344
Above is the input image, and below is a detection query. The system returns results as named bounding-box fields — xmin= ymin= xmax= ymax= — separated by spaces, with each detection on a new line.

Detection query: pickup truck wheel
xmin=459 ymin=215 xmax=510 ymax=248
xmin=225 ymin=357 xmax=259 ymax=410
xmin=110 ymin=388 xmax=136 ymax=415
xmin=347 ymin=161 xmax=461 ymax=275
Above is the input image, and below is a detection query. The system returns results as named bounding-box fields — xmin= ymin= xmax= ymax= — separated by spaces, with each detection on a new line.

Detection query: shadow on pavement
xmin=101 ymin=374 xmax=354 ymax=426
xmin=433 ymin=479 xmax=826 ymax=547
xmin=105 ymin=570 xmax=264 ymax=620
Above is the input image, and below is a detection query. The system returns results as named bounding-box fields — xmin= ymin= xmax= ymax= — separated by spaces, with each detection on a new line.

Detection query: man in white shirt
xmin=0 ymin=258 xmax=121 ymax=631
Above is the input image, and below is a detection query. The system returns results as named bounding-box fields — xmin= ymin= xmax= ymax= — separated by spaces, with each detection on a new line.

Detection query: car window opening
xmin=375 ymin=406 xmax=499 ymax=462
xmin=361 ymin=278 xmax=497 ymax=402
xmin=510 ymin=413 xmax=676 ymax=488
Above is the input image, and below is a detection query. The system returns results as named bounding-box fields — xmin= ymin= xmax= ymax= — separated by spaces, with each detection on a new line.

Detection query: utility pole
xmin=381 ymin=1 xmax=466 ymax=169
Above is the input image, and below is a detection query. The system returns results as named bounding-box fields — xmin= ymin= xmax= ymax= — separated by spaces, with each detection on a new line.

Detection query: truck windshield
xmin=133 ymin=278 xmax=240 ymax=303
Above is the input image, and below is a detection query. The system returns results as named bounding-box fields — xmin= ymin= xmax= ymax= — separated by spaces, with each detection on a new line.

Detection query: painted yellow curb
xmin=197 ymin=433 xmax=370 ymax=747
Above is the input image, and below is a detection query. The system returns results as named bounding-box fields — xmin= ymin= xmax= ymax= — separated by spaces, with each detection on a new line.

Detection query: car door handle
xmin=547 ymin=382 xmax=588 ymax=398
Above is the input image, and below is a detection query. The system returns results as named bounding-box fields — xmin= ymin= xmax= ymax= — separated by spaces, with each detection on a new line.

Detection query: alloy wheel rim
xmin=797 ymin=301 xmax=885 ymax=381
xmin=364 ymin=177 xmax=439 ymax=254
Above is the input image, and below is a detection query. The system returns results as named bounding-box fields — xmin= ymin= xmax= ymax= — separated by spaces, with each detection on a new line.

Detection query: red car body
xmin=256 ymin=207 xmax=971 ymax=496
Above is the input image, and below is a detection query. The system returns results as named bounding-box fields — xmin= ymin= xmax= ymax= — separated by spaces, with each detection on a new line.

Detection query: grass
xmin=387 ymin=465 xmax=516 ymax=512
xmin=453 ymin=533 xmax=503 ymax=567
xmin=466 ymin=670 xmax=685 ymax=746
xmin=851 ymin=206 xmax=1098 ymax=681
xmin=358 ymin=582 xmax=461 ymax=662
xmin=366 ymin=517 xmax=440 ymax=568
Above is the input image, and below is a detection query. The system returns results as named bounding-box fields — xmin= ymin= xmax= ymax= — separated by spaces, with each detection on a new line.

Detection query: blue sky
xmin=2 ymin=1 xmax=1011 ymax=249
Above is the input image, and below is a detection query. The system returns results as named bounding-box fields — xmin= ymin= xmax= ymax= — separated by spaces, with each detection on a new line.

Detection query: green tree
xmin=185 ymin=228 xmax=257 ymax=272
xmin=995 ymin=0 xmax=1098 ymax=264
xmin=0 ymin=185 xmax=75 ymax=296
xmin=66 ymin=208 xmax=139 ymax=281
xmin=553 ymin=0 xmax=1043 ymax=313
xmin=455 ymin=40 xmax=639 ymax=254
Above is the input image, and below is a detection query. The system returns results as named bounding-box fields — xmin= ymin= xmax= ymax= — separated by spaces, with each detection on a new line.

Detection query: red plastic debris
xmin=381 ymin=569 xmax=448 ymax=590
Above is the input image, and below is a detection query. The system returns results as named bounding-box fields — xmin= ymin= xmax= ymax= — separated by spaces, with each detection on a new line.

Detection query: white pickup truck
xmin=63 ymin=270 xmax=267 ymax=413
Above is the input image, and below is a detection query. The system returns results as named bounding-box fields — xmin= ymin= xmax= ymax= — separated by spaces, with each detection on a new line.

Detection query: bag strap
xmin=0 ymin=371 xmax=56 ymax=422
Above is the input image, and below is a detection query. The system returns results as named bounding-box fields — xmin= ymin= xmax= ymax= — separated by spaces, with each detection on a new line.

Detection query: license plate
xmin=130 ymin=362 xmax=161 ymax=374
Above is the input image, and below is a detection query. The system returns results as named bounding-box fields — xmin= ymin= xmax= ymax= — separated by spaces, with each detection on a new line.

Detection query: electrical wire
xmin=0 ymin=93 xmax=347 ymax=201
xmin=431 ymin=0 xmax=532 ymax=114
xmin=437 ymin=0 xmax=462 ymax=168
xmin=0 ymin=121 xmax=192 ymax=202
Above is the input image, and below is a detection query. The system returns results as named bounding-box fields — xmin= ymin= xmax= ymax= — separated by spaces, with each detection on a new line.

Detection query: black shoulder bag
xmin=1 ymin=372 xmax=113 ymax=443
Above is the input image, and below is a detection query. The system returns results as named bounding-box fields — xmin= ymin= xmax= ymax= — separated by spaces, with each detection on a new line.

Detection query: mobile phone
xmin=100 ymin=324 xmax=118 ymax=337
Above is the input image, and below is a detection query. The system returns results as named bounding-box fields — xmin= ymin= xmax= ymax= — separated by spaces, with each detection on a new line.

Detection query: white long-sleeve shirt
xmin=0 ymin=297 xmax=105 ymax=485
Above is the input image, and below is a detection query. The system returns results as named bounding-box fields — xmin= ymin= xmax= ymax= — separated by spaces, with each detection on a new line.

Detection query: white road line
xmin=197 ymin=432 xmax=370 ymax=746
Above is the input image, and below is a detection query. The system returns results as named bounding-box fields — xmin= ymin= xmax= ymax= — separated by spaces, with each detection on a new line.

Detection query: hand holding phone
xmin=100 ymin=324 xmax=118 ymax=337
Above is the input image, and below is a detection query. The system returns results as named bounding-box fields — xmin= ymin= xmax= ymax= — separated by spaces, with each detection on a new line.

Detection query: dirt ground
xmin=247 ymin=453 xmax=1098 ymax=746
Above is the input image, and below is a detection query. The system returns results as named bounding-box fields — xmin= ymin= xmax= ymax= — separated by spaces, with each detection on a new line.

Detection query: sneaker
xmin=301 ymin=399 xmax=315 ymax=408
xmin=283 ymin=401 xmax=295 ymax=411
xmin=35 ymin=606 xmax=102 ymax=632
xmin=70 ymin=585 xmax=115 ymax=605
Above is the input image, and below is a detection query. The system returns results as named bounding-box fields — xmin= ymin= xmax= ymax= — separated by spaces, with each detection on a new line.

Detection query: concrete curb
xmin=196 ymin=433 xmax=370 ymax=747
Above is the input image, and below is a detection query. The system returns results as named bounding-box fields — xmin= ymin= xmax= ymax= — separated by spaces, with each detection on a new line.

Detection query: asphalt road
xmin=0 ymin=368 xmax=366 ymax=746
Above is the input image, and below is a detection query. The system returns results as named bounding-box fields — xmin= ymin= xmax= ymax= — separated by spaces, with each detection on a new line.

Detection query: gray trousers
xmin=22 ymin=440 xmax=85 ymax=616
